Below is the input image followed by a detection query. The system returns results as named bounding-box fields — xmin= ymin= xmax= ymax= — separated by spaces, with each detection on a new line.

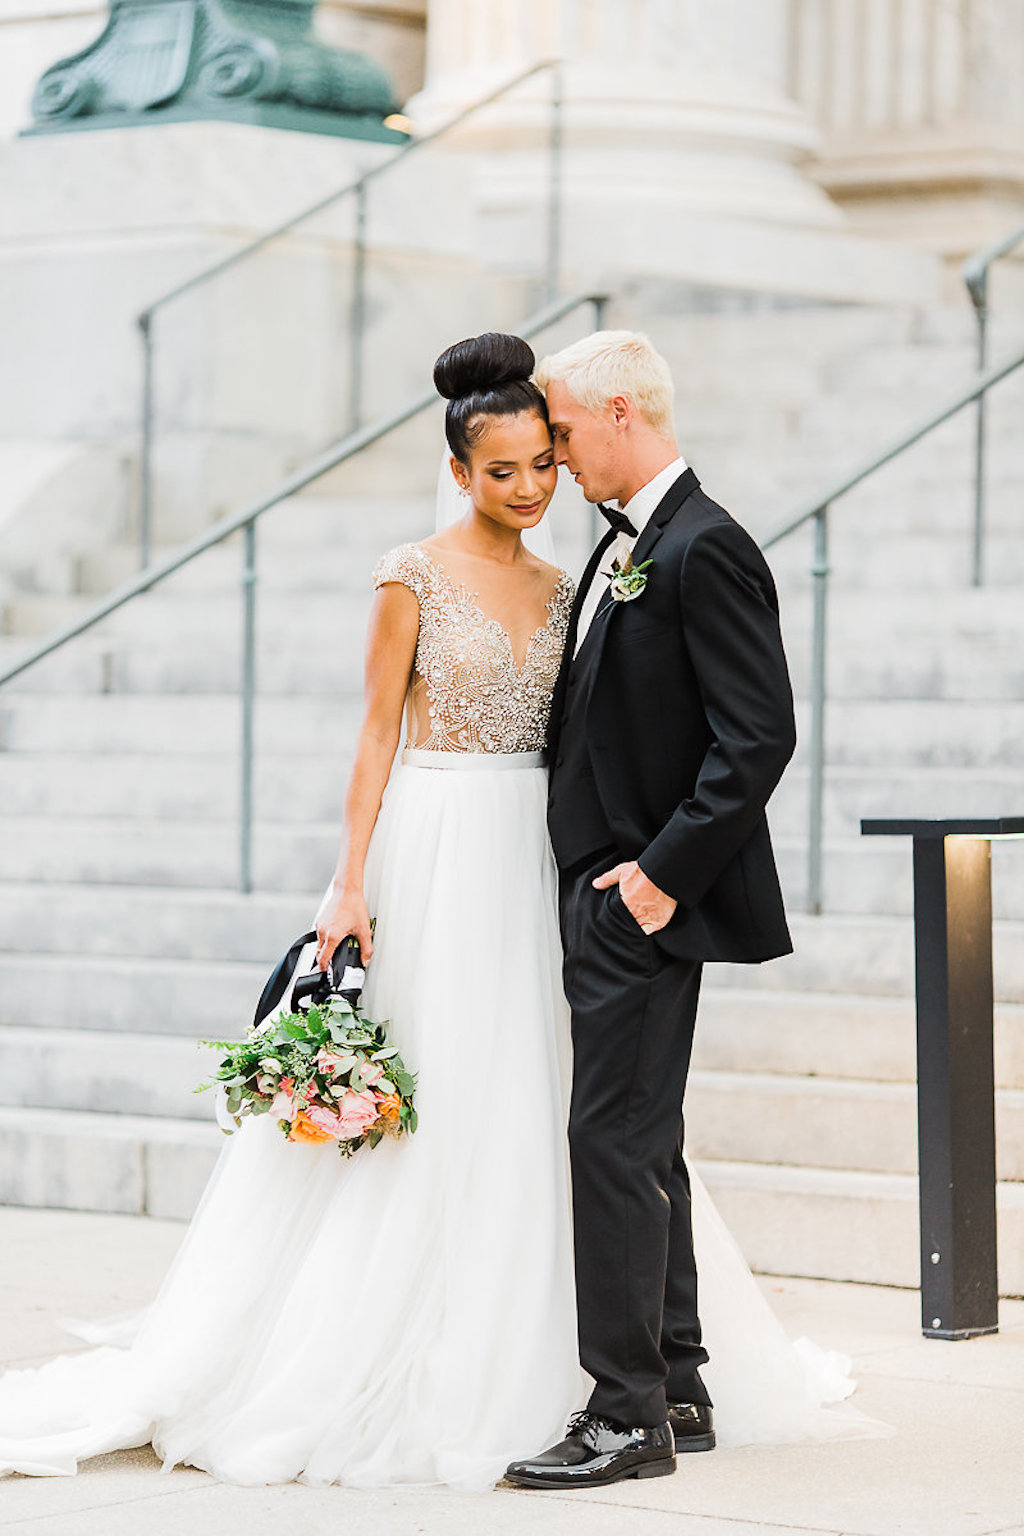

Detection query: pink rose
xmin=306 ymin=1103 xmax=345 ymax=1137
xmin=360 ymin=1061 xmax=385 ymax=1087
xmin=271 ymin=1089 xmax=297 ymax=1122
xmin=317 ymin=1048 xmax=350 ymax=1075
xmin=334 ymin=1089 xmax=381 ymax=1141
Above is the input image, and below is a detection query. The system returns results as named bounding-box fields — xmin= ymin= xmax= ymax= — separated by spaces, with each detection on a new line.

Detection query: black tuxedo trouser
xmin=559 ymin=852 xmax=710 ymax=1428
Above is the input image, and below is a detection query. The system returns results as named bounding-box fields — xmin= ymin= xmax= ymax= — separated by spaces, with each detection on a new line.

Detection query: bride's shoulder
xmin=372 ymin=542 xmax=438 ymax=598
xmin=542 ymin=560 xmax=576 ymax=605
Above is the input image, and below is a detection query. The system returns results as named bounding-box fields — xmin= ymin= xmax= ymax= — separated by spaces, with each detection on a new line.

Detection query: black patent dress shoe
xmin=667 ymin=1401 xmax=716 ymax=1452
xmin=504 ymin=1411 xmax=676 ymax=1489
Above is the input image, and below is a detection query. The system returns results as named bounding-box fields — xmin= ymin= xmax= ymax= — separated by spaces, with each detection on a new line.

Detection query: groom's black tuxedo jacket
xmin=547 ymin=468 xmax=796 ymax=963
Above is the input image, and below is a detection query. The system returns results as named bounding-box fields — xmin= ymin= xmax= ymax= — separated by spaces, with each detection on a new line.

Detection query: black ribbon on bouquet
xmin=253 ymin=932 xmax=365 ymax=1029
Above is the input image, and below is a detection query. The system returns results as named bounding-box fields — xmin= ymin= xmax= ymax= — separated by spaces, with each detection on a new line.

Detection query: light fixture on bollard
xmin=861 ymin=817 xmax=1024 ymax=1339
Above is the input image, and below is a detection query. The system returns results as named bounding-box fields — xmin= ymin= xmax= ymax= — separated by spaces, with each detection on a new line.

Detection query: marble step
xmin=0 ymin=694 xmax=363 ymax=755
xmin=8 ymin=524 xmax=1024 ymax=647
xmin=0 ymin=634 xmax=367 ymax=696
xmin=7 ymin=618 xmax=1024 ymax=701
xmin=769 ymin=765 xmax=1024 ymax=840
xmin=3 ymin=691 xmax=1024 ymax=767
xmin=0 ymin=815 xmax=339 ymax=891
xmin=4 ymin=814 xmax=1024 ymax=920
xmin=770 ymin=532 xmax=1024 ymax=592
xmin=0 ymin=882 xmax=313 ymax=962
xmin=0 ymin=953 xmax=267 ymax=1038
xmin=694 ymin=988 xmax=1024 ymax=1091
xmin=711 ymin=911 xmax=1024 ymax=1004
xmin=686 ymin=1069 xmax=1024 ymax=1180
xmin=8 ymin=572 xmax=1024 ymax=648
xmin=2 ymin=1098 xmax=1020 ymax=1296
xmin=4 ymin=1019 xmax=1022 ymax=1181
xmin=0 ymin=748 xmax=892 ymax=830
xmin=0 ymin=1026 xmax=218 ymax=1122
xmin=774 ymin=837 xmax=1024 ymax=921
xmin=73 ymin=499 xmax=434 ymax=596
xmin=9 ymin=751 xmax=1012 ymax=835
xmin=0 ymin=1105 xmax=221 ymax=1221
xmin=2 ymin=887 xmax=1024 ymax=1004
xmin=0 ymin=752 xmax=353 ymax=822
xmin=698 ymin=1159 xmax=1024 ymax=1296
xmin=787 ymin=698 xmax=1024 ymax=769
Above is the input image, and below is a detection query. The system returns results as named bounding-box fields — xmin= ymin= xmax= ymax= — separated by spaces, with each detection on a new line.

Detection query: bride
xmin=0 ymin=333 xmax=866 ymax=1492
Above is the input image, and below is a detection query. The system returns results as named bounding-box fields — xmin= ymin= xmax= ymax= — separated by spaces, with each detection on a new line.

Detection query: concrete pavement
xmin=1 ymin=1205 xmax=1023 ymax=1536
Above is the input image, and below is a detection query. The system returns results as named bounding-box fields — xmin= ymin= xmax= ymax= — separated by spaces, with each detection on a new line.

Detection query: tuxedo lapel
xmin=548 ymin=526 xmax=616 ymax=763
xmin=586 ymin=467 xmax=700 ymax=647
xmin=567 ymin=527 xmax=617 ymax=652
xmin=631 ymin=467 xmax=699 ymax=566
xmin=549 ymin=472 xmax=699 ymax=759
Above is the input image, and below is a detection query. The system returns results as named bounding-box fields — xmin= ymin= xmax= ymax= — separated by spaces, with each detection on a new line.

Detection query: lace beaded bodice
xmin=373 ymin=543 xmax=575 ymax=754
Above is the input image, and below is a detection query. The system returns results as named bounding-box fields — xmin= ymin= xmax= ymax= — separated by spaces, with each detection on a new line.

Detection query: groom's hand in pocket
xmin=592 ymin=861 xmax=677 ymax=934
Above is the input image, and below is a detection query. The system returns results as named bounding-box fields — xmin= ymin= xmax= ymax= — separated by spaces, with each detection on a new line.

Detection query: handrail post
xmin=971 ymin=273 xmax=989 ymax=588
xmin=807 ymin=506 xmax=830 ymax=915
xmin=587 ymin=292 xmax=608 ymax=547
xmin=349 ymin=178 xmax=369 ymax=435
xmin=546 ymin=62 xmax=564 ymax=303
xmin=240 ymin=519 xmax=258 ymax=895
xmin=139 ymin=309 xmax=154 ymax=571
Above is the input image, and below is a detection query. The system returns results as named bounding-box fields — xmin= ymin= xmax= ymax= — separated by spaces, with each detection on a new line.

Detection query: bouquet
xmin=200 ymin=989 xmax=417 ymax=1157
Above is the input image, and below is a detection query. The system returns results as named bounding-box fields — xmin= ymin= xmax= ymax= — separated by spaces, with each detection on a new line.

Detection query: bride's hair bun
xmin=433 ymin=333 xmax=548 ymax=462
xmin=433 ymin=333 xmax=536 ymax=401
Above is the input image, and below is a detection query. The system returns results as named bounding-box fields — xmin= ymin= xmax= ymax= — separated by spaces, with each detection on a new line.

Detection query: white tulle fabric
xmin=0 ymin=755 xmax=581 ymax=1488
xmin=0 ymin=761 xmax=878 ymax=1489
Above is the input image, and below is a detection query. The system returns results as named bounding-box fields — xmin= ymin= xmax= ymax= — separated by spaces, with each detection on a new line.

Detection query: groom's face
xmin=545 ymin=381 xmax=623 ymax=505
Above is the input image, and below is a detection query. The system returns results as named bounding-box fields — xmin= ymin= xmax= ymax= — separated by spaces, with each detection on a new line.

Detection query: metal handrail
xmin=1 ymin=290 xmax=609 ymax=890
xmin=761 ymin=341 xmax=1024 ymax=914
xmin=962 ymin=218 xmax=1024 ymax=586
xmin=137 ymin=58 xmax=566 ymax=566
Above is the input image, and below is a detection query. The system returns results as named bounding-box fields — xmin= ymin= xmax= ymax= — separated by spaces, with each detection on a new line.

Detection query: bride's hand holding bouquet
xmin=315 ymin=881 xmax=374 ymax=967
xmin=199 ymin=928 xmax=416 ymax=1158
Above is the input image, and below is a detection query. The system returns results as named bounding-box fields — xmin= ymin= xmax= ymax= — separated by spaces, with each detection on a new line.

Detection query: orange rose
xmin=289 ymin=1111 xmax=335 ymax=1145
xmin=377 ymin=1093 xmax=402 ymax=1122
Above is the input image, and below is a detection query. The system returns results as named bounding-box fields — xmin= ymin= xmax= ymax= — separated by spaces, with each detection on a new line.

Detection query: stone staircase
xmin=1 ymin=295 xmax=1023 ymax=1294
xmin=662 ymin=300 xmax=1024 ymax=1293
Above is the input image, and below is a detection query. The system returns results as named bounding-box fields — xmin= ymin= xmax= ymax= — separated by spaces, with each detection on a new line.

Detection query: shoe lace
xmin=566 ymin=1410 xmax=615 ymax=1438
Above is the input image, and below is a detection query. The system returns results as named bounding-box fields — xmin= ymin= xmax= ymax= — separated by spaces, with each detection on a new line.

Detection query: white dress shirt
xmin=573 ymin=457 xmax=688 ymax=656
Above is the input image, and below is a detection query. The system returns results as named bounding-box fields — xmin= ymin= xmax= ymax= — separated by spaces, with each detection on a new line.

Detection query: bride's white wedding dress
xmin=0 ymin=543 xmax=873 ymax=1490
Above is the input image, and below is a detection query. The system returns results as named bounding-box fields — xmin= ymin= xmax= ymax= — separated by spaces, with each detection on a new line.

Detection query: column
xmin=791 ymin=0 xmax=1024 ymax=254
xmin=410 ymin=0 xmax=845 ymax=290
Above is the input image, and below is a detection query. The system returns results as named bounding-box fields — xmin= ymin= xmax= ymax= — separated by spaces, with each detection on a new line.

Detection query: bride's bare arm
xmin=315 ymin=581 xmax=419 ymax=967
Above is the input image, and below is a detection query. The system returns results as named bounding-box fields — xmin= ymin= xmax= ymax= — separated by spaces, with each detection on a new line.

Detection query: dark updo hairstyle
xmin=433 ymin=332 xmax=550 ymax=463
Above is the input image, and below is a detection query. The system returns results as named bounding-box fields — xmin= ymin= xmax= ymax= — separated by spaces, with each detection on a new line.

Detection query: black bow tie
xmin=597 ymin=503 xmax=637 ymax=537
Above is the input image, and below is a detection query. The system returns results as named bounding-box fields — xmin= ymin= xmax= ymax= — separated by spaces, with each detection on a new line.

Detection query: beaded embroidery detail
xmin=373 ymin=543 xmax=574 ymax=754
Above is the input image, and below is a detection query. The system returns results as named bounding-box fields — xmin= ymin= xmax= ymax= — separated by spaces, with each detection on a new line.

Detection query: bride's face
xmin=454 ymin=412 xmax=557 ymax=533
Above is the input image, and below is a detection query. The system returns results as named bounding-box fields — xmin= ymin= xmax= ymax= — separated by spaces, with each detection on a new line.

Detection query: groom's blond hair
xmin=535 ymin=330 xmax=675 ymax=439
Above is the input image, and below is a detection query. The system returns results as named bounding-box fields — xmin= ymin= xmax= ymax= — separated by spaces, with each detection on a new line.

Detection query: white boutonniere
xmin=609 ymin=554 xmax=653 ymax=603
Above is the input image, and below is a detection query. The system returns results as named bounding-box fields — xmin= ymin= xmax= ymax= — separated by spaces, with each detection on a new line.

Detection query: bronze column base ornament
xmin=23 ymin=0 xmax=407 ymax=144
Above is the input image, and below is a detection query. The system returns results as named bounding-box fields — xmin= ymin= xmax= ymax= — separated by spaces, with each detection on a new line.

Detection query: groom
xmin=506 ymin=331 xmax=796 ymax=1489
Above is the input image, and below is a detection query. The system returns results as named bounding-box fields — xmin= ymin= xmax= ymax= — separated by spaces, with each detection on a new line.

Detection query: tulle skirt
xmin=0 ymin=750 xmax=877 ymax=1489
